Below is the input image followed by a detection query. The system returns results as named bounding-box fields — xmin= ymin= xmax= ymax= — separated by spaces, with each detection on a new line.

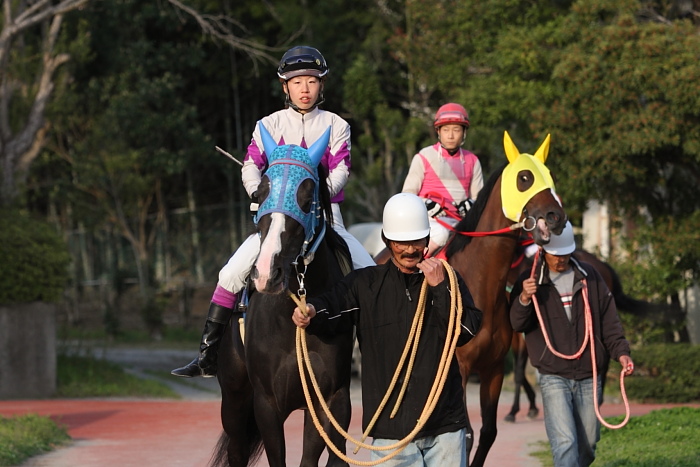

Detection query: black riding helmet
xmin=277 ymin=46 xmax=329 ymax=80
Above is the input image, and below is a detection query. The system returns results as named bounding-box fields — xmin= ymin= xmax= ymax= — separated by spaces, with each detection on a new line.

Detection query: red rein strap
xmin=424 ymin=192 xmax=462 ymax=221
xmin=425 ymin=192 xmax=524 ymax=237
xmin=434 ymin=216 xmax=520 ymax=237
xmin=529 ymin=249 xmax=630 ymax=429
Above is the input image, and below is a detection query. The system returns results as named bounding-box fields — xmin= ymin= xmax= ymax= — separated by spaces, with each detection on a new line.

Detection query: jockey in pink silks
xmin=402 ymin=103 xmax=484 ymax=256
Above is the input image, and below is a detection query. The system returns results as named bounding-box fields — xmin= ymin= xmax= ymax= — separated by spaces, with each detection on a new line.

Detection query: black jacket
xmin=510 ymin=257 xmax=630 ymax=380
xmin=307 ymin=261 xmax=482 ymax=440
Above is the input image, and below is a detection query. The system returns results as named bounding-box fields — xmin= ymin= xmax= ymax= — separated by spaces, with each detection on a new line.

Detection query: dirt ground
xmin=1 ymin=347 xmax=695 ymax=466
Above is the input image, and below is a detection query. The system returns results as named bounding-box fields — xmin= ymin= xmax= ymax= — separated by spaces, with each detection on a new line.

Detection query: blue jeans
xmin=370 ymin=428 xmax=467 ymax=467
xmin=540 ymin=374 xmax=601 ymax=467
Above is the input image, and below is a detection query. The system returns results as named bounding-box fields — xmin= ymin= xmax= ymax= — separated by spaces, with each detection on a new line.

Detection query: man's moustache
xmin=400 ymin=252 xmax=422 ymax=260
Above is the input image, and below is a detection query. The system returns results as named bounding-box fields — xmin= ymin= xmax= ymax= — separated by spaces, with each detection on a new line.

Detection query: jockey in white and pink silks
xmin=402 ymin=103 xmax=484 ymax=256
xmin=172 ymin=46 xmax=374 ymax=379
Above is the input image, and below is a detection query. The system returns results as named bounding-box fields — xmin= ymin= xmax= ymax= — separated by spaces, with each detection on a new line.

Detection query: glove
xmin=424 ymin=199 xmax=445 ymax=218
xmin=250 ymin=190 xmax=259 ymax=214
xmin=456 ymin=199 xmax=474 ymax=218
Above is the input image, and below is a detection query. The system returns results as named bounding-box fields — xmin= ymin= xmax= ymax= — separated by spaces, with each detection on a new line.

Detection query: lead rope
xmin=529 ymin=249 xmax=630 ymax=429
xmin=289 ymin=259 xmax=463 ymax=465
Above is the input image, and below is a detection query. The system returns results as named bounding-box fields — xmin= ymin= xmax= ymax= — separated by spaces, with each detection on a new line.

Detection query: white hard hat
xmin=543 ymin=221 xmax=576 ymax=255
xmin=382 ymin=193 xmax=431 ymax=241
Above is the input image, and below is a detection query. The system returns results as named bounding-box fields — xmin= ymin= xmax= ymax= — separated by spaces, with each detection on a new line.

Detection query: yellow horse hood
xmin=501 ymin=131 xmax=558 ymax=222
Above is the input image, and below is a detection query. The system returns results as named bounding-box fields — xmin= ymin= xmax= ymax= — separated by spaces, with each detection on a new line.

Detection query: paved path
xmin=0 ymin=347 xmax=693 ymax=466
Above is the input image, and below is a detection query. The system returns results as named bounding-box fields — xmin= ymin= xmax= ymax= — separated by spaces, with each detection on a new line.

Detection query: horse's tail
xmin=605 ymin=262 xmax=685 ymax=327
xmin=209 ymin=431 xmax=230 ymax=467
xmin=208 ymin=424 xmax=263 ymax=467
xmin=246 ymin=421 xmax=264 ymax=467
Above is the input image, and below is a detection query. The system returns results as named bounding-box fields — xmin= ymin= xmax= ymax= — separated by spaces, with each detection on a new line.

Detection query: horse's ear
xmin=533 ymin=134 xmax=551 ymax=163
xmin=258 ymin=121 xmax=277 ymax=157
xmin=308 ymin=126 xmax=331 ymax=167
xmin=503 ymin=131 xmax=520 ymax=163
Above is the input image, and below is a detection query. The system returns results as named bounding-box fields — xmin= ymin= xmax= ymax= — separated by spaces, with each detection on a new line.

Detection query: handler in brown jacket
xmin=510 ymin=221 xmax=634 ymax=467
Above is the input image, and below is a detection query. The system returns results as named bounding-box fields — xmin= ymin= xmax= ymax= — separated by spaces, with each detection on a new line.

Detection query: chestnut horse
xmin=444 ymin=132 xmax=567 ymax=467
xmin=210 ymin=123 xmax=354 ymax=466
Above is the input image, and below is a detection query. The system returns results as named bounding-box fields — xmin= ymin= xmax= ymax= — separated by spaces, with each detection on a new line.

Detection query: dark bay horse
xmin=444 ymin=132 xmax=567 ymax=467
xmin=211 ymin=123 xmax=354 ymax=467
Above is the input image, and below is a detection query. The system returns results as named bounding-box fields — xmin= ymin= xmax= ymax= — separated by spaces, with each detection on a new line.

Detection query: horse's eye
xmin=296 ymin=179 xmax=315 ymax=214
xmin=517 ymin=170 xmax=534 ymax=192
xmin=257 ymin=177 xmax=271 ymax=203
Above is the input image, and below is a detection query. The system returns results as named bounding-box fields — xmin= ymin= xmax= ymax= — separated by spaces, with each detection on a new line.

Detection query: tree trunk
xmin=186 ymin=170 xmax=205 ymax=284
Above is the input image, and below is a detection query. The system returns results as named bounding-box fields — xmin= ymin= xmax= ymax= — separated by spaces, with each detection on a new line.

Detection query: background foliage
xmin=609 ymin=343 xmax=700 ymax=402
xmin=1 ymin=0 xmax=699 ymax=337
xmin=0 ymin=209 xmax=70 ymax=305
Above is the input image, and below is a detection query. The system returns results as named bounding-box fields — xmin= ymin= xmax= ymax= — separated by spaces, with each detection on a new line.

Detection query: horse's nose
xmin=250 ymin=267 xmax=259 ymax=280
xmin=546 ymin=211 xmax=562 ymax=226
xmin=269 ymin=266 xmax=282 ymax=285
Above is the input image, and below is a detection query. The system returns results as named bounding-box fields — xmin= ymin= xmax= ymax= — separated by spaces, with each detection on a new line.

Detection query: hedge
xmin=0 ymin=208 xmax=70 ymax=304
xmin=609 ymin=343 xmax=700 ymax=403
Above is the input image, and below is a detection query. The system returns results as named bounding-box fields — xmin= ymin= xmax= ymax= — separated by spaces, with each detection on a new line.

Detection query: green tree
xmin=398 ymin=0 xmax=700 ymax=296
xmin=0 ymin=0 xmax=90 ymax=205
xmin=530 ymin=2 xmax=700 ymax=299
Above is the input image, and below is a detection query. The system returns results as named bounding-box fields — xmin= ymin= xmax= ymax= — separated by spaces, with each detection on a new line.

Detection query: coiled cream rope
xmin=290 ymin=259 xmax=463 ymax=465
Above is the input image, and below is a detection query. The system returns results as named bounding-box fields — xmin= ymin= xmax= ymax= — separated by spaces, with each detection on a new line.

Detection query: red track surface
xmin=2 ymin=393 xmax=696 ymax=466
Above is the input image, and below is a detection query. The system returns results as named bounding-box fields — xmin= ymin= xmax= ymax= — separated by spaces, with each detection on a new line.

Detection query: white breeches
xmin=429 ymin=216 xmax=458 ymax=247
xmin=217 ymin=203 xmax=374 ymax=294
xmin=330 ymin=203 xmax=376 ymax=270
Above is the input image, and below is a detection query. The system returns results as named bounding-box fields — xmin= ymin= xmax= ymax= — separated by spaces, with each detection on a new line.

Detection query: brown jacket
xmin=510 ymin=257 xmax=630 ymax=380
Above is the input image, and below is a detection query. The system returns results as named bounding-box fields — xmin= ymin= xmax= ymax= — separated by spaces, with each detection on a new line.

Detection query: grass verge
xmin=0 ymin=414 xmax=70 ymax=467
xmin=57 ymin=354 xmax=181 ymax=398
xmin=0 ymin=354 xmax=181 ymax=464
xmin=530 ymin=407 xmax=700 ymax=466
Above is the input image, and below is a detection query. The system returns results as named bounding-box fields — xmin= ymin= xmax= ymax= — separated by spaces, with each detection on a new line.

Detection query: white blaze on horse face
xmin=254 ymin=213 xmax=286 ymax=292
xmin=537 ymin=218 xmax=551 ymax=242
xmin=535 ymin=188 xmax=563 ymax=242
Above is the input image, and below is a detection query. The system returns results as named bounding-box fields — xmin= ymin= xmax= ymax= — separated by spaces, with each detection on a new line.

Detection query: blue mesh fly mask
xmin=254 ymin=122 xmax=330 ymax=259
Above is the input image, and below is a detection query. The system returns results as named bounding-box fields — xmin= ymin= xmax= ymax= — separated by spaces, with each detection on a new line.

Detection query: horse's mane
xmin=317 ymin=164 xmax=334 ymax=226
xmin=445 ymin=163 xmax=507 ymax=259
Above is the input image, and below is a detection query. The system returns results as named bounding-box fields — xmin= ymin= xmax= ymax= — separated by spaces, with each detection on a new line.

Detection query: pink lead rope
xmin=530 ymin=249 xmax=631 ymax=429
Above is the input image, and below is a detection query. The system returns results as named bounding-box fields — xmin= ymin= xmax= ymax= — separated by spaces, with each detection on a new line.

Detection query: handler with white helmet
xmin=293 ymin=193 xmax=482 ymax=466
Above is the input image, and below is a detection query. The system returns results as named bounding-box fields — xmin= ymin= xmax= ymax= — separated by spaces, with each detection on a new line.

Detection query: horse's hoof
xmin=527 ymin=408 xmax=539 ymax=420
xmin=504 ymin=414 xmax=515 ymax=423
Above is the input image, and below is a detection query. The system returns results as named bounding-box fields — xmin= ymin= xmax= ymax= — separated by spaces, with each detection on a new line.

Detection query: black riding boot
xmin=171 ymin=302 xmax=233 ymax=378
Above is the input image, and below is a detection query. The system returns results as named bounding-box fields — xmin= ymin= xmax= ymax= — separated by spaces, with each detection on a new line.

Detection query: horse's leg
xmin=464 ymin=382 xmax=476 ymax=462
xmin=455 ymin=348 xmax=475 ymax=461
xmin=324 ymin=387 xmax=352 ymax=467
xmin=217 ymin=318 xmax=261 ymax=467
xmin=220 ymin=390 xmax=256 ymax=466
xmin=254 ymin=394 xmax=287 ymax=466
xmin=519 ymin=349 xmax=539 ymax=419
xmin=301 ymin=386 xmax=351 ymax=467
xmin=504 ymin=371 xmax=521 ymax=423
xmin=521 ymin=371 xmax=539 ymax=419
xmin=470 ymin=367 xmax=505 ymax=467
xmin=505 ymin=341 xmax=528 ymax=422
xmin=214 ymin=314 xmax=261 ymax=466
